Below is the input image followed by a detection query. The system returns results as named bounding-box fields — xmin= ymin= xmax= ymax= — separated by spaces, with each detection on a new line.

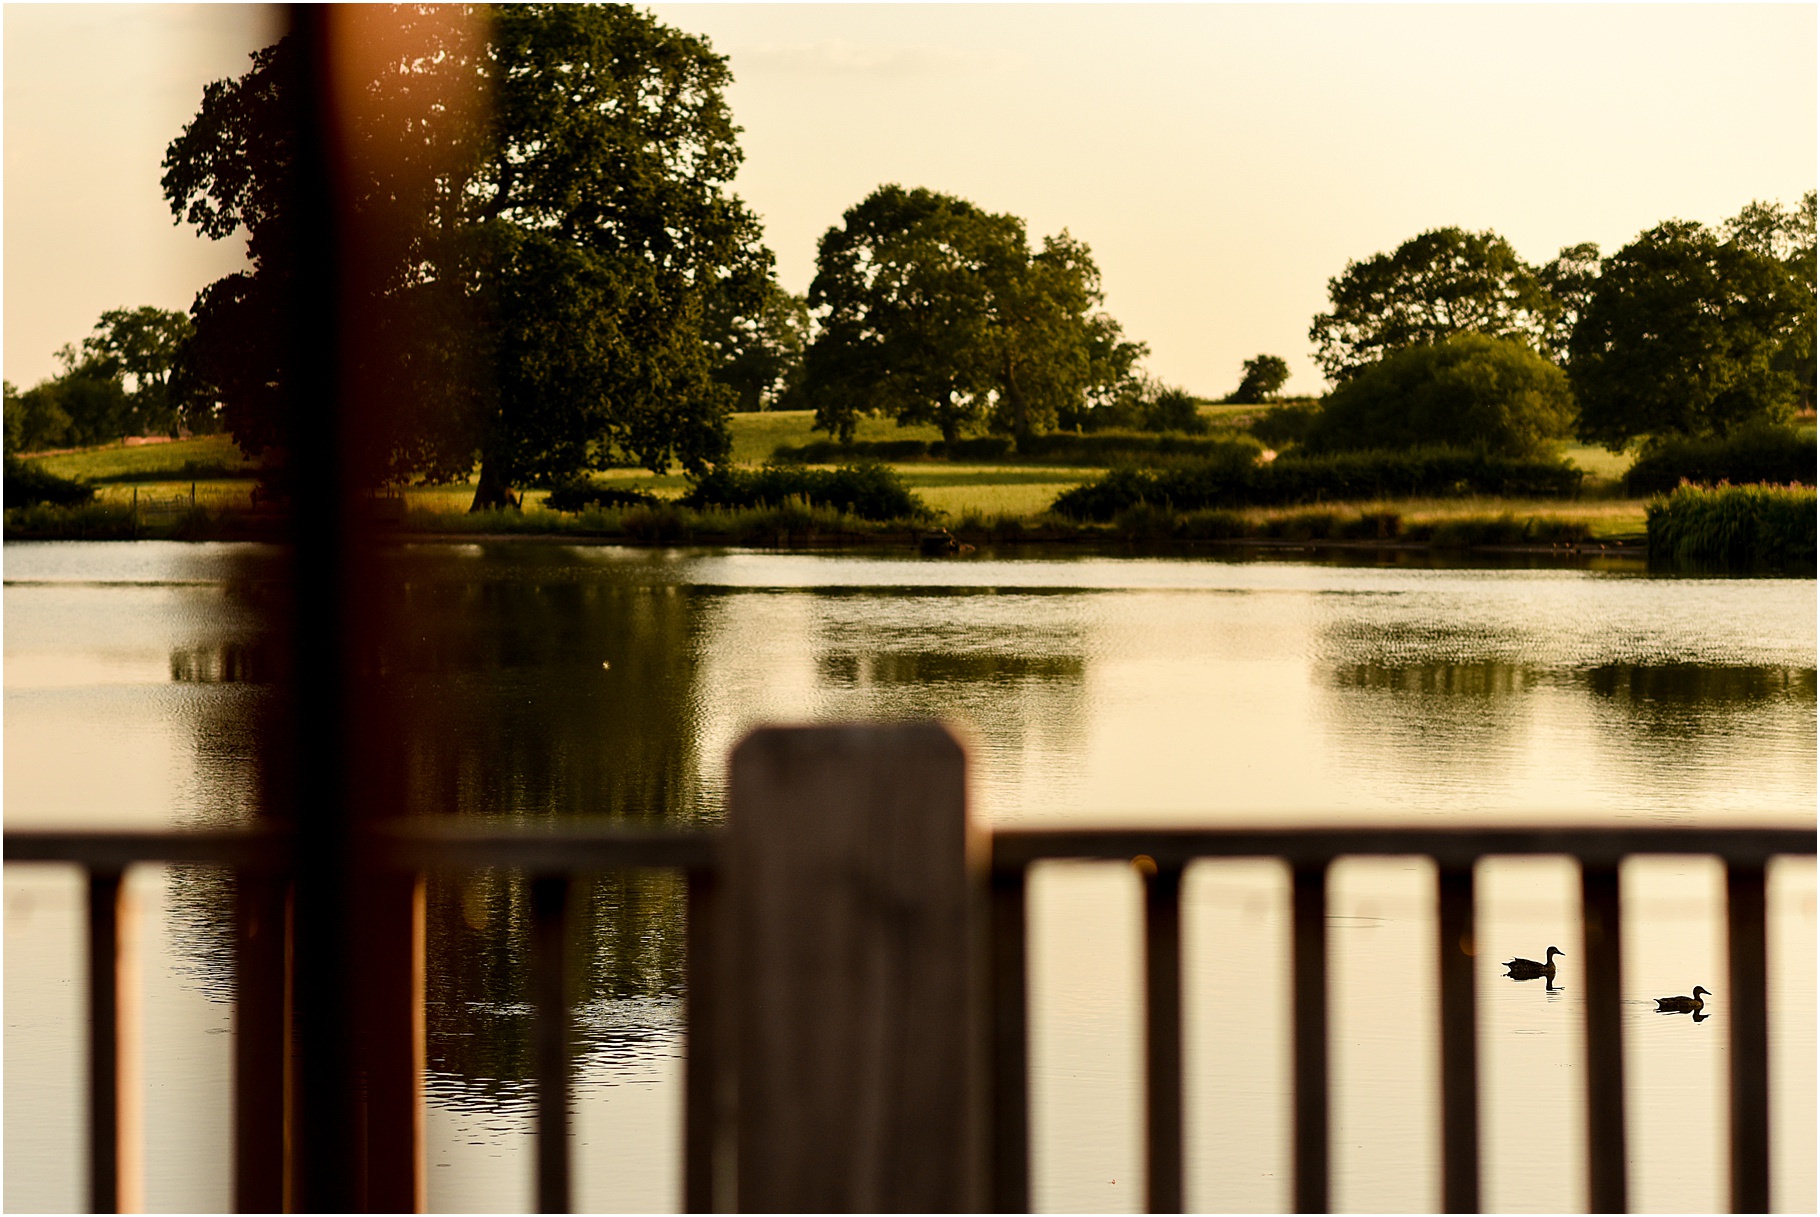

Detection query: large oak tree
xmin=1308 ymin=227 xmax=1561 ymax=382
xmin=802 ymin=185 xmax=1145 ymax=448
xmin=163 ymin=5 xmax=773 ymax=509
xmin=1569 ymin=215 xmax=1812 ymax=449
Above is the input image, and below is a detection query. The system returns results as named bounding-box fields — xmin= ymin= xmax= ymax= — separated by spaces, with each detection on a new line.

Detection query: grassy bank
xmin=3 ymin=412 xmax=1669 ymax=550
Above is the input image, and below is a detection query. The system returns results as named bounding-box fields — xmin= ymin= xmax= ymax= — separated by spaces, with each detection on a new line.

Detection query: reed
xmin=1645 ymin=483 xmax=1817 ymax=574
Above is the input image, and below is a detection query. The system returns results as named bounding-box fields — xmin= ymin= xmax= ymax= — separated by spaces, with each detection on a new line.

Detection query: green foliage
xmin=1570 ymin=212 xmax=1811 ymax=448
xmin=1309 ymin=227 xmax=1560 ymax=381
xmin=1535 ymin=242 xmax=1601 ymax=364
xmin=4 ymin=379 xmax=72 ymax=453
xmin=1416 ymin=514 xmax=1591 ymax=548
xmin=706 ymin=280 xmax=810 ymax=412
xmin=681 ymin=463 xmax=929 ymax=521
xmin=1304 ymin=333 xmax=1576 ymax=459
xmin=162 ymin=7 xmax=770 ymax=508
xmin=1227 ymin=354 xmax=1290 ymax=404
xmin=541 ymin=479 xmax=664 ymax=514
xmin=3 ymin=454 xmax=95 ymax=507
xmin=802 ymin=184 xmax=1146 ymax=447
xmin=1081 ymin=376 xmax=1208 ymax=434
xmin=1624 ymin=425 xmax=1816 ymax=496
xmin=1050 ymin=447 xmax=1583 ymax=521
xmin=85 ymin=307 xmax=195 ymax=435
xmin=1250 ymin=401 xmax=1320 ymax=450
xmin=1646 ymin=483 xmax=1816 ymax=574
xmin=774 ymin=430 xmax=1258 ymax=467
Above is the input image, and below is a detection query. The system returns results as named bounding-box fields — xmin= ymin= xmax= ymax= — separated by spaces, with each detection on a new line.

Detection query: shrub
xmin=1250 ymin=402 xmax=1320 ymax=450
xmin=1049 ymin=447 xmax=1582 ymax=521
xmin=543 ymin=479 xmax=664 ymax=513
xmin=4 ymin=454 xmax=95 ymax=507
xmin=1624 ymin=425 xmax=1816 ymax=496
xmin=1646 ymin=483 xmax=1817 ymax=574
xmin=1304 ymin=333 xmax=1576 ymax=459
xmin=681 ymin=462 xmax=926 ymax=521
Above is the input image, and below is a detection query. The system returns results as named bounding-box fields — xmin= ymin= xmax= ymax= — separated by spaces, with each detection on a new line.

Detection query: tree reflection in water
xmin=166 ymin=546 xmax=708 ymax=1092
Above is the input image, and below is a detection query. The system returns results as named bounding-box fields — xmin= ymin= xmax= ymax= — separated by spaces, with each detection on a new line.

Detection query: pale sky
xmin=5 ymin=4 xmax=1815 ymax=397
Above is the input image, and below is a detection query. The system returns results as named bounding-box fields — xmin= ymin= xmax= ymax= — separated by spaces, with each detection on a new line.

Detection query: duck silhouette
xmin=1503 ymin=945 xmax=1564 ymax=982
xmin=1655 ymin=985 xmax=1710 ymax=1015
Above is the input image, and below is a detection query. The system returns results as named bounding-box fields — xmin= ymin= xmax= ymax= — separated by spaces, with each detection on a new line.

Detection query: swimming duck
xmin=1655 ymin=985 xmax=1710 ymax=1014
xmin=1503 ymin=946 xmax=1565 ymax=980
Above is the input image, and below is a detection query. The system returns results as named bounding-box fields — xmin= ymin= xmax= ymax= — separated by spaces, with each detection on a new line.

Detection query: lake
xmin=5 ymin=540 xmax=1814 ymax=1212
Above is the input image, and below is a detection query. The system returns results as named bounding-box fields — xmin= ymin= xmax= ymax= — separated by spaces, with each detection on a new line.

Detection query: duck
xmin=1503 ymin=945 xmax=1565 ymax=980
xmin=1655 ymin=985 xmax=1710 ymax=1014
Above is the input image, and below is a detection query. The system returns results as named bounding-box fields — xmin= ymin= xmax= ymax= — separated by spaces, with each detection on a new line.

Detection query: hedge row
xmin=773 ymin=431 xmax=1262 ymax=468
xmin=1625 ymin=426 xmax=1816 ymax=496
xmin=1645 ymin=483 xmax=1816 ymax=574
xmin=4 ymin=455 xmax=95 ymax=508
xmin=1050 ymin=447 xmax=1584 ymax=521
xmin=680 ymin=463 xmax=928 ymax=521
xmin=542 ymin=480 xmax=663 ymax=513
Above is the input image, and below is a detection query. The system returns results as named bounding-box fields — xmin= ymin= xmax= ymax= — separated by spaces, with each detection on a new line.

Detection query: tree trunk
xmin=469 ymin=456 xmax=520 ymax=513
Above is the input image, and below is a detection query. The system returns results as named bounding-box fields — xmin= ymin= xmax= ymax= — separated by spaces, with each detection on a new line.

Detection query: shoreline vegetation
xmin=5 ymin=409 xmax=1813 ymax=573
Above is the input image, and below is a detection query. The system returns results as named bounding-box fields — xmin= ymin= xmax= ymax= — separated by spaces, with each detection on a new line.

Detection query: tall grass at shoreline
xmin=1646 ymin=483 xmax=1816 ymax=574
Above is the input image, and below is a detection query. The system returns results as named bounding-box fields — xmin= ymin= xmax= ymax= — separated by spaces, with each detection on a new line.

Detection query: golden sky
xmin=5 ymin=4 xmax=1815 ymax=397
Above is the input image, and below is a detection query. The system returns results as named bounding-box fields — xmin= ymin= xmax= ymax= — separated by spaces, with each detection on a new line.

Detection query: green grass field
xmin=27 ymin=434 xmax=253 ymax=482
xmin=0 ymin=409 xmax=1736 ymax=543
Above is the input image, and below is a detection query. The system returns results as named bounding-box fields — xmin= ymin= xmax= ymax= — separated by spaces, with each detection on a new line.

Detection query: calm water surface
xmin=6 ymin=541 xmax=1814 ymax=1212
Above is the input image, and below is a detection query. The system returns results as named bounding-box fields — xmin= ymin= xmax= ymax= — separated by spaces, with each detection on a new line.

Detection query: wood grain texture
xmin=729 ymin=722 xmax=984 ymax=1212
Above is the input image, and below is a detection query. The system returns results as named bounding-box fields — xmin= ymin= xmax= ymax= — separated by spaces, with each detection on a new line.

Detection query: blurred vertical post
xmin=278 ymin=7 xmax=487 ymax=1208
xmin=728 ymin=723 xmax=986 ymax=1212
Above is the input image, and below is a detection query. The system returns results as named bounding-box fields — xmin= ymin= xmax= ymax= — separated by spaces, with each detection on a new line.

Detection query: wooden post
xmin=1291 ymin=862 xmax=1330 ymax=1214
xmin=987 ymin=864 xmax=1031 ymax=1214
xmin=362 ymin=873 xmax=427 ymax=1213
xmin=1581 ymin=862 xmax=1627 ymax=1214
xmin=728 ymin=722 xmax=984 ymax=1212
xmin=233 ymin=872 xmax=291 ymax=1212
xmin=88 ymin=867 xmax=142 ymax=1214
xmin=1436 ymin=864 xmax=1480 ymax=1213
xmin=1727 ymin=863 xmax=1770 ymax=1214
xmin=684 ymin=866 xmax=728 ymax=1215
xmin=1142 ymin=863 xmax=1185 ymax=1214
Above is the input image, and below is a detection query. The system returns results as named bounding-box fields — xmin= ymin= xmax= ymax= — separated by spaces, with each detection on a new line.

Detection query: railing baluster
xmin=684 ymin=865 xmax=722 ymax=1215
xmin=1143 ymin=862 xmax=1185 ymax=1213
xmin=989 ymin=865 xmax=1031 ymax=1213
xmin=233 ymin=870 xmax=291 ymax=1213
xmin=1292 ymin=862 xmax=1329 ymax=1214
xmin=1581 ymin=861 xmax=1627 ymax=1213
xmin=87 ymin=866 xmax=141 ymax=1214
xmin=531 ymin=873 xmax=574 ymax=1213
xmin=1436 ymin=864 xmax=1480 ymax=1212
xmin=1726 ymin=862 xmax=1770 ymax=1214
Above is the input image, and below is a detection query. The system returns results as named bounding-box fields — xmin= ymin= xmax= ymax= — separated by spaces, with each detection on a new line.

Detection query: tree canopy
xmin=1569 ymin=211 xmax=1813 ymax=449
xmin=162 ymin=5 xmax=775 ymax=509
xmin=802 ymin=185 xmax=1145 ymax=447
xmin=3 ymin=307 xmax=194 ymax=452
xmin=1308 ymin=227 xmax=1561 ymax=382
xmin=1303 ymin=332 xmax=1575 ymax=459
xmin=1226 ymin=354 xmax=1290 ymax=404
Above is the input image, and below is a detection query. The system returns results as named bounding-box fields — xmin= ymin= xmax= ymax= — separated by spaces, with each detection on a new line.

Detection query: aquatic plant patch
xmin=1645 ymin=483 xmax=1817 ymax=574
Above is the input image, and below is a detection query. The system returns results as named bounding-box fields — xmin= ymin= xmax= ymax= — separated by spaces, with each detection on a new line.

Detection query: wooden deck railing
xmin=986 ymin=825 xmax=1814 ymax=1214
xmin=6 ymin=728 xmax=1814 ymax=1213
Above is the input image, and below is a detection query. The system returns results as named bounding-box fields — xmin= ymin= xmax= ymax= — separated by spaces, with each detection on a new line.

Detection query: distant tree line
xmin=5 ymin=307 xmax=197 ymax=453
xmin=1286 ymin=196 xmax=1815 ymax=460
xmin=9 ymin=4 xmax=1810 ymax=502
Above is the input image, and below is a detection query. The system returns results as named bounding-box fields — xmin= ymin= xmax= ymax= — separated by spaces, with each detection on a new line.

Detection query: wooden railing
xmin=6 ymin=726 xmax=1814 ymax=1213
xmin=986 ymin=825 xmax=1815 ymax=1214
